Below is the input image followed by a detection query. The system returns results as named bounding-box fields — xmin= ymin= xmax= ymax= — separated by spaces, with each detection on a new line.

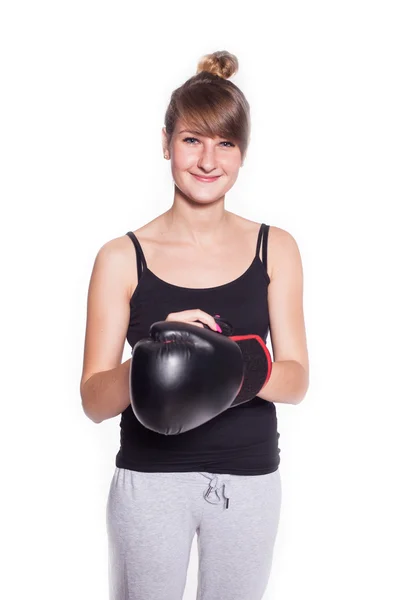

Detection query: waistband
xmin=199 ymin=472 xmax=232 ymax=509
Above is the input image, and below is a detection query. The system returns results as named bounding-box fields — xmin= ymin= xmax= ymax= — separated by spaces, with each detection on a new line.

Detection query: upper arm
xmin=80 ymin=238 xmax=133 ymax=391
xmin=268 ymin=227 xmax=309 ymax=381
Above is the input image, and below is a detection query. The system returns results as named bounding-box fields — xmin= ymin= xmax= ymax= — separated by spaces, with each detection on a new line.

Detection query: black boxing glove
xmin=205 ymin=316 xmax=273 ymax=407
xmin=129 ymin=321 xmax=245 ymax=435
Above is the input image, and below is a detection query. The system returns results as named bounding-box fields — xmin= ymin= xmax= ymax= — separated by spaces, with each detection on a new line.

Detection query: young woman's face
xmin=163 ymin=118 xmax=243 ymax=204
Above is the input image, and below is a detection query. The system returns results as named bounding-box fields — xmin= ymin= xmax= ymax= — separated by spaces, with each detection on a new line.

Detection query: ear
xmin=161 ymin=127 xmax=169 ymax=157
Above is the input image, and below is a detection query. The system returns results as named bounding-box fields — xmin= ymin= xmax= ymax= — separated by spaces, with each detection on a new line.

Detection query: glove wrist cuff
xmin=229 ymin=335 xmax=272 ymax=407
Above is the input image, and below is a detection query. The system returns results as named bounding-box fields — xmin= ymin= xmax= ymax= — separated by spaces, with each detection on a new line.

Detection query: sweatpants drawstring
xmin=200 ymin=473 xmax=232 ymax=509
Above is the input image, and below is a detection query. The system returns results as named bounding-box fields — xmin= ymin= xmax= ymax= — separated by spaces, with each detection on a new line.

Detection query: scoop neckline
xmin=144 ymin=255 xmax=261 ymax=292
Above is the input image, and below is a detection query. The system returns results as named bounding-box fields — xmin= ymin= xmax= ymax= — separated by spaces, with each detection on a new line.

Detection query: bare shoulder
xmin=98 ymin=233 xmax=134 ymax=266
xmin=121 ymin=216 xmax=168 ymax=295
xmin=267 ymin=225 xmax=303 ymax=280
xmin=95 ymin=234 xmax=137 ymax=302
xmin=232 ymin=218 xmax=302 ymax=281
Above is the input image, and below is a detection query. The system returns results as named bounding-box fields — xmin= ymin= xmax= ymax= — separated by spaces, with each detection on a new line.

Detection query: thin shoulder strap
xmin=125 ymin=231 xmax=147 ymax=280
xmin=255 ymin=223 xmax=270 ymax=268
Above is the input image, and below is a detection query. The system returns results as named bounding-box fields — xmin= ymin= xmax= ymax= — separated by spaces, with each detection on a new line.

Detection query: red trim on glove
xmin=230 ymin=334 xmax=273 ymax=390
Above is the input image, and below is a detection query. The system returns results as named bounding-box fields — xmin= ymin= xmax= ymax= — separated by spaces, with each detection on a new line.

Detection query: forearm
xmin=81 ymin=358 xmax=131 ymax=423
xmin=257 ymin=360 xmax=309 ymax=405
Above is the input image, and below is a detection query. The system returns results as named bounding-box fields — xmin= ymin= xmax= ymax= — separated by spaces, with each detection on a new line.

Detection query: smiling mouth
xmin=191 ymin=173 xmax=221 ymax=182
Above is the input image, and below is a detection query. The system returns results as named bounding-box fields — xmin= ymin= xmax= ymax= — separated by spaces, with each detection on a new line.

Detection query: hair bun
xmin=196 ymin=50 xmax=238 ymax=80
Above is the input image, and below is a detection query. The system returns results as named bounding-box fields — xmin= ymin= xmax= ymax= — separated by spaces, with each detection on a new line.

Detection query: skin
xmin=80 ymin=117 xmax=309 ymax=423
xmin=162 ymin=118 xmax=243 ymax=214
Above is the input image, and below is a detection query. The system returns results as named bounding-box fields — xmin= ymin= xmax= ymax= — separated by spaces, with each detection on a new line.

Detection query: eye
xmin=183 ymin=137 xmax=235 ymax=147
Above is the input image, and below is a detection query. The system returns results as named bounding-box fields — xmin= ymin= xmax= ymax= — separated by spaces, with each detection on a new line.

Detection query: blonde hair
xmin=164 ymin=50 xmax=251 ymax=159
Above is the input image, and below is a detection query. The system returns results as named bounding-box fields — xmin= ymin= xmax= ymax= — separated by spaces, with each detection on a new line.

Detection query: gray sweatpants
xmin=106 ymin=467 xmax=282 ymax=600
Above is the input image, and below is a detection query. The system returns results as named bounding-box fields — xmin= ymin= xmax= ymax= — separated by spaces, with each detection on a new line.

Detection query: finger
xmin=191 ymin=309 xmax=220 ymax=331
xmin=168 ymin=309 xmax=219 ymax=331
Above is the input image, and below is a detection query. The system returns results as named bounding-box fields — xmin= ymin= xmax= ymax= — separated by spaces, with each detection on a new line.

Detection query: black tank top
xmin=115 ymin=223 xmax=281 ymax=475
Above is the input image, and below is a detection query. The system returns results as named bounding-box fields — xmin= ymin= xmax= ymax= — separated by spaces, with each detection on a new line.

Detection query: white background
xmin=1 ymin=1 xmax=399 ymax=598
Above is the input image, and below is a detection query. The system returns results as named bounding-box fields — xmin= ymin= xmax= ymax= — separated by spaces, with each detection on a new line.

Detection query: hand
xmin=129 ymin=314 xmax=243 ymax=435
xmin=164 ymin=308 xmax=222 ymax=332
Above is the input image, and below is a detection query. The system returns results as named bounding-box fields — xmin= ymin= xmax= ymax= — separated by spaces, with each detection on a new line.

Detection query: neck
xmin=162 ymin=196 xmax=232 ymax=244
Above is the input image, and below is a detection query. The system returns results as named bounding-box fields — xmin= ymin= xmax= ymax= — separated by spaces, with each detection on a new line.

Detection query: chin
xmin=175 ymin=183 xmax=223 ymax=203
xmin=188 ymin=194 xmax=222 ymax=205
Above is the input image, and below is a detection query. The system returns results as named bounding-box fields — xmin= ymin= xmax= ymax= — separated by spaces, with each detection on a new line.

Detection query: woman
xmin=81 ymin=50 xmax=309 ymax=600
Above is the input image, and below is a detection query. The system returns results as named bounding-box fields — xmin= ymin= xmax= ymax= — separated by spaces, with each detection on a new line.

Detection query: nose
xmin=197 ymin=144 xmax=218 ymax=172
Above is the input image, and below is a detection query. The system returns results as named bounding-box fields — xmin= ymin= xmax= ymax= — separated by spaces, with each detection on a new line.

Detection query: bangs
xmin=175 ymin=88 xmax=246 ymax=144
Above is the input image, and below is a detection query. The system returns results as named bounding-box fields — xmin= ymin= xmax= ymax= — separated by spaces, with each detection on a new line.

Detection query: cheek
xmin=218 ymin=148 xmax=242 ymax=168
xmin=221 ymin=158 xmax=242 ymax=175
xmin=170 ymin=158 xmax=191 ymax=181
xmin=173 ymin=153 xmax=192 ymax=170
xmin=171 ymin=143 xmax=194 ymax=165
